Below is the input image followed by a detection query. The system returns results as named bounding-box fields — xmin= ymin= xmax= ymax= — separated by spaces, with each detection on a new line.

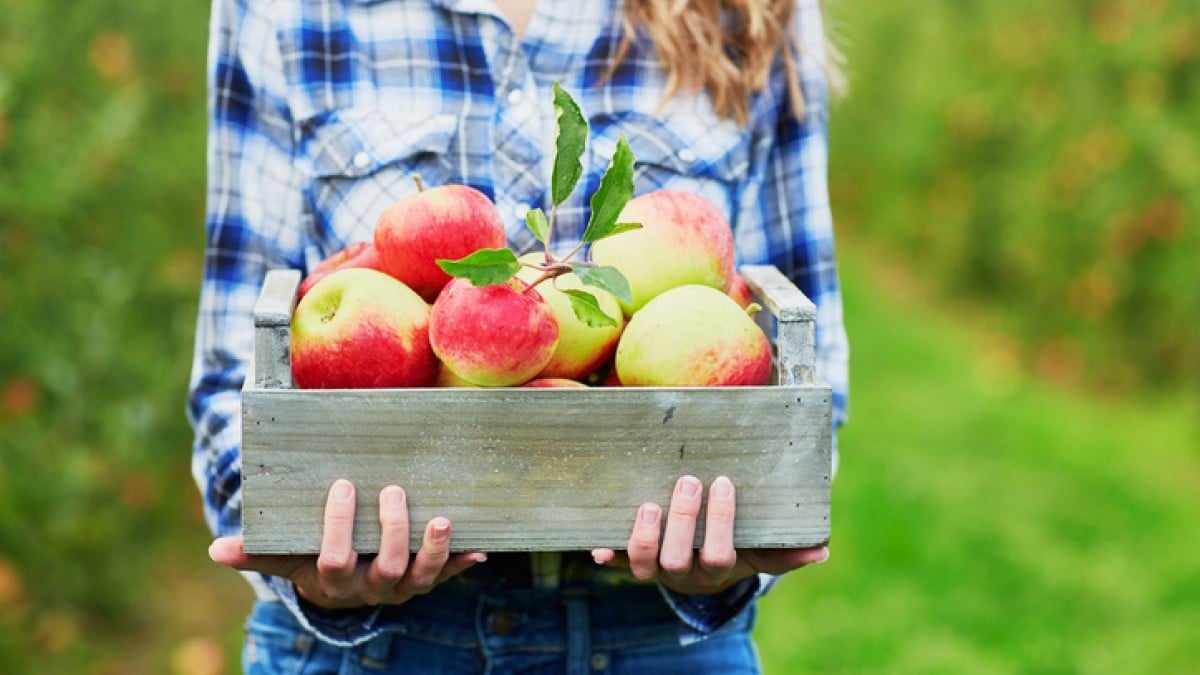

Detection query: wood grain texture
xmin=242 ymin=265 xmax=833 ymax=554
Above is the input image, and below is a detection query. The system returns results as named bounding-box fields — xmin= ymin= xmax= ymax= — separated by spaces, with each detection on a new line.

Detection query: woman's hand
xmin=592 ymin=475 xmax=828 ymax=595
xmin=208 ymin=479 xmax=487 ymax=608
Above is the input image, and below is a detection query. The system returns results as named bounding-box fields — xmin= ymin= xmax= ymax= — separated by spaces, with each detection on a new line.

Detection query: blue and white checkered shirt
xmin=189 ymin=0 xmax=849 ymax=648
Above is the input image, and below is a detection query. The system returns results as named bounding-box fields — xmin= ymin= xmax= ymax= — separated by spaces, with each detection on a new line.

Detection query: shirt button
xmin=507 ymin=88 xmax=524 ymax=105
xmin=352 ymin=151 xmax=371 ymax=170
xmin=486 ymin=609 xmax=517 ymax=635
xmin=677 ymin=148 xmax=697 ymax=163
xmin=591 ymin=653 xmax=609 ymax=671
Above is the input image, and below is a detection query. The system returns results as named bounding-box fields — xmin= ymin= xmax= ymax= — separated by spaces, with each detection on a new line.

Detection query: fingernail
xmin=639 ymin=503 xmax=660 ymax=525
xmin=332 ymin=481 xmax=353 ymax=502
xmin=470 ymin=552 xmax=487 ymax=564
xmin=432 ymin=520 xmax=450 ymax=542
xmin=679 ymin=476 xmax=701 ymax=498
xmin=713 ymin=476 xmax=733 ymax=499
xmin=813 ymin=547 xmax=830 ymax=564
xmin=383 ymin=486 xmax=405 ymax=508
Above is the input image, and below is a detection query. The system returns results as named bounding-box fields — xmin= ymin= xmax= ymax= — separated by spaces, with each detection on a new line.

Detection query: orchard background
xmin=1 ymin=1 xmax=1196 ymax=673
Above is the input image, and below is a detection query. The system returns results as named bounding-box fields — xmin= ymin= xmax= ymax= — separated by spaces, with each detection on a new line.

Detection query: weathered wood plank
xmin=252 ymin=269 xmax=301 ymax=390
xmin=242 ymin=386 xmax=831 ymax=553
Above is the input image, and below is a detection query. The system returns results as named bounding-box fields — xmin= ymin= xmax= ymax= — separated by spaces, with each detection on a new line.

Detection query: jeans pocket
xmin=243 ymin=603 xmax=319 ymax=675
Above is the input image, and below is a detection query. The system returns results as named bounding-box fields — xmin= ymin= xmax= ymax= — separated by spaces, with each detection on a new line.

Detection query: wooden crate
xmin=241 ymin=265 xmax=832 ymax=554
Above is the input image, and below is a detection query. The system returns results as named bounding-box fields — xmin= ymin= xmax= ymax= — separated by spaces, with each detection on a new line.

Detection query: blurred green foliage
xmin=0 ymin=0 xmax=1196 ymax=672
xmin=0 ymin=0 xmax=225 ymax=670
xmin=827 ymin=0 xmax=1200 ymax=394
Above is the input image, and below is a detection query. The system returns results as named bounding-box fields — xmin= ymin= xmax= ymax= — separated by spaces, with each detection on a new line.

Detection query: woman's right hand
xmin=208 ymin=479 xmax=487 ymax=608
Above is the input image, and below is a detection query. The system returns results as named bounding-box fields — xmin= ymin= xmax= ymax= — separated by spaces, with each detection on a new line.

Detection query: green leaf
xmin=436 ymin=248 xmax=520 ymax=286
xmin=583 ymin=136 xmax=636 ymax=243
xmin=605 ymin=222 xmax=643 ymax=238
xmin=525 ymin=208 xmax=550 ymax=246
xmin=562 ymin=289 xmax=619 ymax=328
xmin=551 ymin=83 xmax=587 ymax=206
xmin=572 ymin=265 xmax=633 ymax=304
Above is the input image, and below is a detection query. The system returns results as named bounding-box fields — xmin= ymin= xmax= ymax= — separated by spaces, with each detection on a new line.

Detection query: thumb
xmin=209 ymin=536 xmax=307 ymax=578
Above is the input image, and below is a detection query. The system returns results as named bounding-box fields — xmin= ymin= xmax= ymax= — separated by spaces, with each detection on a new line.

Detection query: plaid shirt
xmin=189 ymin=0 xmax=849 ymax=648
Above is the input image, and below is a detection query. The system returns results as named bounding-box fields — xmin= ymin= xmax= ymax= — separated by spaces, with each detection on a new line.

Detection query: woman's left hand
xmin=591 ymin=475 xmax=829 ymax=595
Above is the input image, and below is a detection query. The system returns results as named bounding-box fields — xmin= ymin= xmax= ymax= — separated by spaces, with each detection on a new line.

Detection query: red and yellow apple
xmin=522 ymin=378 xmax=588 ymax=388
xmin=429 ymin=277 xmax=559 ymax=387
xmin=727 ymin=270 xmax=755 ymax=309
xmin=373 ymin=184 xmax=507 ymax=303
xmin=515 ymin=253 xmax=625 ymax=381
xmin=615 ymin=284 xmax=772 ymax=386
xmin=291 ymin=268 xmax=439 ymax=389
xmin=298 ymin=241 xmax=384 ymax=299
xmin=589 ymin=189 xmax=736 ymax=316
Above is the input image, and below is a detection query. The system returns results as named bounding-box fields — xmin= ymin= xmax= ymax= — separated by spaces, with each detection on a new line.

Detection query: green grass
xmin=755 ymin=242 xmax=1200 ymax=674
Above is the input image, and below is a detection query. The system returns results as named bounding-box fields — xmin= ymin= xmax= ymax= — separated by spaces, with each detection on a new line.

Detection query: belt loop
xmin=563 ymin=587 xmax=591 ymax=675
xmin=359 ymin=630 xmax=393 ymax=671
xmin=530 ymin=551 xmax=562 ymax=590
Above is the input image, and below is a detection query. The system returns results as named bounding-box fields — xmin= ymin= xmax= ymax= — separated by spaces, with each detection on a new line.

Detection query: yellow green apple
xmin=615 ymin=284 xmax=772 ymax=386
xmin=589 ymin=189 xmax=736 ymax=316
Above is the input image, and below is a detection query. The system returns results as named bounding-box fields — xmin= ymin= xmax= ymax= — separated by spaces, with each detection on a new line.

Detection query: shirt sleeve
xmin=187 ymin=0 xmax=383 ymax=647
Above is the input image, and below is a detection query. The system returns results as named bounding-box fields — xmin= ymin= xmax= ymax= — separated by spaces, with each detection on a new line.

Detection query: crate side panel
xmin=242 ymin=387 xmax=831 ymax=553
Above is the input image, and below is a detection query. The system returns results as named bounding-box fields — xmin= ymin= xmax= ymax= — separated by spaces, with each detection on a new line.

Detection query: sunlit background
xmin=1 ymin=1 xmax=1196 ymax=672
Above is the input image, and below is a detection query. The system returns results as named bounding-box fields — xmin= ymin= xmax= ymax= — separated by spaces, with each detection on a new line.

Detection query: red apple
xmin=727 ymin=270 xmax=755 ymax=309
xmin=515 ymin=253 xmax=625 ymax=381
xmin=589 ymin=189 xmax=736 ymax=316
xmin=298 ymin=241 xmax=383 ymax=299
xmin=615 ymin=284 xmax=772 ymax=386
xmin=291 ymin=268 xmax=438 ymax=389
xmin=429 ymin=277 xmax=559 ymax=387
xmin=373 ymin=184 xmax=507 ymax=303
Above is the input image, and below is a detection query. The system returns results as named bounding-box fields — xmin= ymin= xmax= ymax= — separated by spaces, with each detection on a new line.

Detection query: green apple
xmin=515 ymin=253 xmax=625 ymax=381
xmin=615 ymin=284 xmax=772 ymax=386
xmin=589 ymin=189 xmax=736 ymax=316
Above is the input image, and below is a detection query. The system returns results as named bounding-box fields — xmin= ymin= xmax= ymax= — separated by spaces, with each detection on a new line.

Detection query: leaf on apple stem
xmin=551 ymin=83 xmax=587 ymax=207
xmin=562 ymin=289 xmax=619 ymax=328
xmin=525 ymin=208 xmax=550 ymax=247
xmin=572 ymin=265 xmax=633 ymax=304
xmin=437 ymin=248 xmax=521 ymax=286
xmin=583 ymin=136 xmax=636 ymax=244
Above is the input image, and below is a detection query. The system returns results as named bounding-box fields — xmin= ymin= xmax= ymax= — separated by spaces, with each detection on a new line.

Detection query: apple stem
xmin=521 ymin=261 xmax=573 ymax=294
xmin=412 ymin=174 xmax=426 ymax=192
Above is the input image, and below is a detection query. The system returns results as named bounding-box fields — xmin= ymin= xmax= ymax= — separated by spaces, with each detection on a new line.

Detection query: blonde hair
xmin=615 ymin=0 xmax=844 ymax=124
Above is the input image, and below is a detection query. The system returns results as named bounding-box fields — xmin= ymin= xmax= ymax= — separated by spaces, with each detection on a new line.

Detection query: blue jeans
xmin=242 ymin=558 xmax=760 ymax=674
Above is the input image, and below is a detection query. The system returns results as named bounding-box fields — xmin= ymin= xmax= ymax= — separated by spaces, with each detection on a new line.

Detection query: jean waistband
xmin=456 ymin=552 xmax=647 ymax=590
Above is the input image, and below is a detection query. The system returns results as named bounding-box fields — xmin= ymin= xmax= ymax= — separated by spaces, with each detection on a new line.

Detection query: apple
xmin=589 ymin=189 xmax=736 ymax=316
xmin=298 ymin=241 xmax=384 ymax=299
xmin=429 ymin=277 xmax=559 ymax=387
xmin=522 ymin=378 xmax=588 ymax=388
xmin=434 ymin=364 xmax=479 ymax=388
xmin=727 ymin=270 xmax=755 ymax=309
xmin=291 ymin=268 xmax=439 ymax=388
xmin=515 ymin=253 xmax=625 ymax=381
xmin=373 ymin=184 xmax=508 ymax=303
xmin=615 ymin=284 xmax=772 ymax=386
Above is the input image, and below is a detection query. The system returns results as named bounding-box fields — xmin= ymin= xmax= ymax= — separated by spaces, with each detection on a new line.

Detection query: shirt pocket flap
xmin=302 ymin=108 xmax=458 ymax=179
xmin=590 ymin=112 xmax=749 ymax=184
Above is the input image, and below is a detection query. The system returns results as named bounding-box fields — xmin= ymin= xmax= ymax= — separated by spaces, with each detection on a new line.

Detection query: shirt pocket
xmin=586 ymin=111 xmax=750 ymax=221
xmin=299 ymin=108 xmax=459 ymax=255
